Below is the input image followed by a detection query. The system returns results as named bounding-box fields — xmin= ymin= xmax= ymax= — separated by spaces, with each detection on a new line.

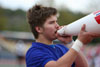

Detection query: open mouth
xmin=55 ymin=30 xmax=57 ymax=34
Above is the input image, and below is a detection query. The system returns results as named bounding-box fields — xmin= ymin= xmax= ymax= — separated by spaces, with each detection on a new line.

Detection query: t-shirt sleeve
xmin=26 ymin=49 xmax=54 ymax=67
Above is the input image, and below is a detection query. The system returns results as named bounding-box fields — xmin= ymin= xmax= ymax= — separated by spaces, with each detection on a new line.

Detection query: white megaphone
xmin=57 ymin=10 xmax=100 ymax=36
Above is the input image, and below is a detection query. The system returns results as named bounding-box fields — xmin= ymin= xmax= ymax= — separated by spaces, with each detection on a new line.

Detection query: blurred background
xmin=0 ymin=0 xmax=100 ymax=67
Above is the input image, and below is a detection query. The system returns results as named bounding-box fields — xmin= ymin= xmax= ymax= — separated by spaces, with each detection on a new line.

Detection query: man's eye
xmin=49 ymin=21 xmax=54 ymax=24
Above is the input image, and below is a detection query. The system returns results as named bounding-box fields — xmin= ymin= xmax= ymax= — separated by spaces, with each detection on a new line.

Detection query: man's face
xmin=41 ymin=15 xmax=59 ymax=41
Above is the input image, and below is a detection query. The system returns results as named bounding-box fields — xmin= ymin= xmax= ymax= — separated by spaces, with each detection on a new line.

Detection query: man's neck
xmin=36 ymin=36 xmax=53 ymax=45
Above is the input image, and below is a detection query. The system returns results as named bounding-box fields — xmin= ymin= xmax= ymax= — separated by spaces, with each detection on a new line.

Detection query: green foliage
xmin=58 ymin=9 xmax=85 ymax=25
xmin=0 ymin=7 xmax=86 ymax=32
xmin=0 ymin=16 xmax=8 ymax=30
xmin=0 ymin=7 xmax=30 ymax=32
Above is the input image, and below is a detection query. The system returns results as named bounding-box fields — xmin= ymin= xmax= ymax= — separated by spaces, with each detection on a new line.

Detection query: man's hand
xmin=56 ymin=26 xmax=73 ymax=44
xmin=78 ymin=24 xmax=100 ymax=44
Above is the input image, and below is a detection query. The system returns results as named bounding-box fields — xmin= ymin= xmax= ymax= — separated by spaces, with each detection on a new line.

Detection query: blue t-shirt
xmin=26 ymin=42 xmax=75 ymax=67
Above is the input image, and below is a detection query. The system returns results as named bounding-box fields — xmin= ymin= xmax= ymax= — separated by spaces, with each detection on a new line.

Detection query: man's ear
xmin=35 ymin=26 xmax=43 ymax=33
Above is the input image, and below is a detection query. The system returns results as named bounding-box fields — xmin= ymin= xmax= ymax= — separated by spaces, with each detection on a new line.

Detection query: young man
xmin=26 ymin=5 xmax=100 ymax=67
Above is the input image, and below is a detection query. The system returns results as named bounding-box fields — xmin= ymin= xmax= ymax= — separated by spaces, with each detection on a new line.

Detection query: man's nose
xmin=55 ymin=23 xmax=60 ymax=29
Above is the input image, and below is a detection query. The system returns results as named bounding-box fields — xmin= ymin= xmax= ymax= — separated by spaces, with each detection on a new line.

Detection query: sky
xmin=0 ymin=0 xmax=38 ymax=10
xmin=54 ymin=0 xmax=90 ymax=13
xmin=0 ymin=0 xmax=99 ymax=13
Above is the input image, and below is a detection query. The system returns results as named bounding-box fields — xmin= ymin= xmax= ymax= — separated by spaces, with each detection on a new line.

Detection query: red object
xmin=95 ymin=15 xmax=100 ymax=24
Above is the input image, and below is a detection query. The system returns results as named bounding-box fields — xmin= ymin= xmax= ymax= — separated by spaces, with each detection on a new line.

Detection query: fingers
xmin=81 ymin=24 xmax=86 ymax=32
xmin=86 ymin=32 xmax=100 ymax=38
xmin=91 ymin=33 xmax=100 ymax=38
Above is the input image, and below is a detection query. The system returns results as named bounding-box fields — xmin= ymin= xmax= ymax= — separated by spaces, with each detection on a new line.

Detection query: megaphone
xmin=57 ymin=10 xmax=100 ymax=36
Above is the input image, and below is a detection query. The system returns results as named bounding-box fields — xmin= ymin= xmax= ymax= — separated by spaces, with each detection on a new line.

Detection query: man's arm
xmin=65 ymin=41 xmax=88 ymax=67
xmin=45 ymin=48 xmax=78 ymax=67
xmin=63 ymin=41 xmax=89 ymax=67
xmin=45 ymin=43 xmax=88 ymax=67
xmin=75 ymin=51 xmax=88 ymax=67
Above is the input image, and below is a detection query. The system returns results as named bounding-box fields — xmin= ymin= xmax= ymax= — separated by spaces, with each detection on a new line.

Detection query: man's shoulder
xmin=26 ymin=42 xmax=51 ymax=56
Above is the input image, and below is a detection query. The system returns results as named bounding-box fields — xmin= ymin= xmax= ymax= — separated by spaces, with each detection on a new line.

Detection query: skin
xmin=36 ymin=15 xmax=59 ymax=45
xmin=35 ymin=15 xmax=100 ymax=67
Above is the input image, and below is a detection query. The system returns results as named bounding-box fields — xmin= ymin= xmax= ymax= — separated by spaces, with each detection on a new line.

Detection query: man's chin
xmin=52 ymin=37 xmax=57 ymax=41
xmin=54 ymin=37 xmax=58 ymax=40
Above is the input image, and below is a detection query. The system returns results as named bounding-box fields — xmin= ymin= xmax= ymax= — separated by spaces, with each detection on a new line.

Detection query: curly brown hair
xmin=27 ymin=5 xmax=57 ymax=39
